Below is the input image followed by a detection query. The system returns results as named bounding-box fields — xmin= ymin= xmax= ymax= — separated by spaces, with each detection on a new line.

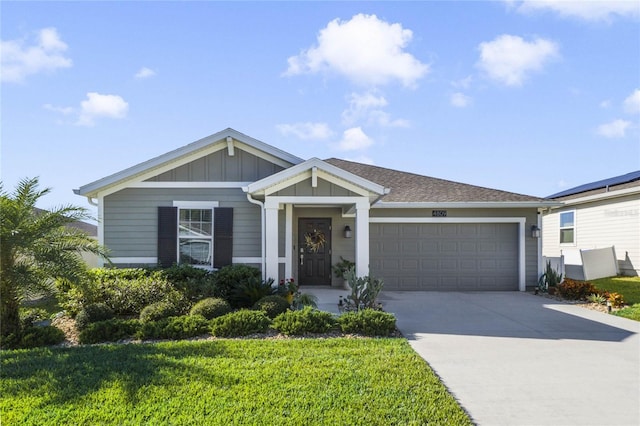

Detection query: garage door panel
xmin=371 ymin=223 xmax=518 ymax=291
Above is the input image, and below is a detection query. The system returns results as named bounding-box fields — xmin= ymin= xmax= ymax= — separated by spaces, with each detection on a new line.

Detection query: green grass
xmin=591 ymin=276 xmax=640 ymax=321
xmin=1 ymin=338 xmax=471 ymax=425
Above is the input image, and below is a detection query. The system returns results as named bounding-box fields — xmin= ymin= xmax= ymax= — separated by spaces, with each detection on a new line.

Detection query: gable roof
xmin=75 ymin=128 xmax=304 ymax=198
xmin=325 ymin=158 xmax=555 ymax=206
xmin=245 ymin=157 xmax=388 ymax=197
xmin=547 ymin=170 xmax=640 ymax=200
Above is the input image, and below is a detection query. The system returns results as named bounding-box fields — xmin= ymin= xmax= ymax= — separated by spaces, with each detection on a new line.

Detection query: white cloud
xmin=77 ymin=92 xmax=129 ymax=126
xmin=623 ymin=89 xmax=640 ymax=114
xmin=284 ymin=13 xmax=429 ymax=87
xmin=135 ymin=67 xmax=156 ymax=79
xmin=513 ymin=0 xmax=639 ymax=22
xmin=477 ymin=34 xmax=559 ymax=86
xmin=451 ymin=75 xmax=473 ymax=89
xmin=1 ymin=27 xmax=72 ymax=83
xmin=342 ymin=91 xmax=409 ymax=127
xmin=450 ymin=92 xmax=472 ymax=108
xmin=596 ymin=119 xmax=631 ymax=138
xmin=336 ymin=127 xmax=374 ymax=151
xmin=599 ymin=99 xmax=612 ymax=109
xmin=276 ymin=122 xmax=333 ymax=140
xmin=43 ymin=103 xmax=74 ymax=115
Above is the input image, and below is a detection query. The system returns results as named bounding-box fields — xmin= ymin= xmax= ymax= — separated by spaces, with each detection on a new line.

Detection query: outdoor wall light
xmin=344 ymin=225 xmax=352 ymax=238
xmin=531 ymin=225 xmax=541 ymax=238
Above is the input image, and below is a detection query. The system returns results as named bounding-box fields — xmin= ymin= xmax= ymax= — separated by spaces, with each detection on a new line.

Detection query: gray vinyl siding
xmin=147 ymin=149 xmax=285 ymax=182
xmin=104 ymin=188 xmax=261 ymax=259
xmin=370 ymin=207 xmax=540 ymax=288
xmin=273 ymin=178 xmax=360 ymax=197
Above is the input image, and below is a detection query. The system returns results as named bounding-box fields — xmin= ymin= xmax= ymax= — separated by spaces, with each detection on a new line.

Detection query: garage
xmin=370 ymin=222 xmax=519 ymax=291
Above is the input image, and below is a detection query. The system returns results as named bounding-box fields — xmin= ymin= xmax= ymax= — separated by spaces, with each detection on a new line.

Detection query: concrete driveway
xmin=379 ymin=291 xmax=640 ymax=426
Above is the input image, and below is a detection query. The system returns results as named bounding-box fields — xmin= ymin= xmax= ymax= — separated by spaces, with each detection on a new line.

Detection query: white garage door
xmin=370 ymin=223 xmax=519 ymax=291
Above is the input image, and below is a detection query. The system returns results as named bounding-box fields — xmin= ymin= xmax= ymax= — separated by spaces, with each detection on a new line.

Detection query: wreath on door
xmin=304 ymin=229 xmax=326 ymax=253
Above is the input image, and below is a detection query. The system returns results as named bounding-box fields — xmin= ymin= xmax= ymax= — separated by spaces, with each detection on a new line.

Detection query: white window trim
xmin=559 ymin=210 xmax=576 ymax=246
xmin=173 ymin=201 xmax=219 ymax=268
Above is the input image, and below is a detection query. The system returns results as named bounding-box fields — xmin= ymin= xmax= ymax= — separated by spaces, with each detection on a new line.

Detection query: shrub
xmin=338 ymin=310 xmax=396 ymax=336
xmin=586 ymin=293 xmax=606 ymax=304
xmin=137 ymin=315 xmax=210 ymax=340
xmin=20 ymin=308 xmax=49 ymax=328
xmin=229 ymin=277 xmax=276 ymax=309
xmin=75 ymin=303 xmax=115 ymax=330
xmin=19 ymin=326 xmax=66 ymax=348
xmin=557 ymin=279 xmax=598 ymax=300
xmin=190 ymin=298 xmax=232 ymax=320
xmin=58 ymin=268 xmax=187 ymax=317
xmin=272 ymin=307 xmax=336 ymax=336
xmin=537 ymin=260 xmax=563 ymax=292
xmin=78 ymin=319 xmax=140 ymax=344
xmin=160 ymin=264 xmax=217 ymax=302
xmin=253 ymin=295 xmax=290 ymax=318
xmin=140 ymin=301 xmax=179 ymax=323
xmin=211 ymin=264 xmax=262 ymax=300
xmin=210 ymin=310 xmax=271 ymax=337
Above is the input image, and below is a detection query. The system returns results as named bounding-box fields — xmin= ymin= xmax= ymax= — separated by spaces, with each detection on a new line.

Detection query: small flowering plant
xmin=278 ymin=278 xmax=298 ymax=295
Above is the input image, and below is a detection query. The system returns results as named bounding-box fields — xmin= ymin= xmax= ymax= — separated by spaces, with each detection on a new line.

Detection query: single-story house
xmin=542 ymin=171 xmax=640 ymax=279
xmin=75 ymin=128 xmax=558 ymax=291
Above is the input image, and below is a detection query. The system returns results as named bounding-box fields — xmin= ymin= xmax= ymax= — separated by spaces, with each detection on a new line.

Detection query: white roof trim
xmin=245 ymin=157 xmax=388 ymax=196
xmin=75 ymin=128 xmax=304 ymax=197
xmin=373 ymin=201 xmax=562 ymax=209
xmin=548 ymin=186 xmax=640 ymax=208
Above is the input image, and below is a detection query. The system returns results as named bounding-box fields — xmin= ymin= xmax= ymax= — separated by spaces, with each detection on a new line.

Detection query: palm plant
xmin=0 ymin=178 xmax=109 ymax=342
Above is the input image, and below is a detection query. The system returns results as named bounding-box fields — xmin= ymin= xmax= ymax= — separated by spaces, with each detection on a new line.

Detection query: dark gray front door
xmin=298 ymin=218 xmax=332 ymax=285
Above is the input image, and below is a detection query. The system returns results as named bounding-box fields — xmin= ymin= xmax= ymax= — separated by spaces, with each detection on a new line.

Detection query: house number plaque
xmin=432 ymin=210 xmax=447 ymax=217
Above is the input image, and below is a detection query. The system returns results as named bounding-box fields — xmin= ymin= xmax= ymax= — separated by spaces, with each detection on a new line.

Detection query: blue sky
xmin=2 ymin=1 xmax=639 ymax=213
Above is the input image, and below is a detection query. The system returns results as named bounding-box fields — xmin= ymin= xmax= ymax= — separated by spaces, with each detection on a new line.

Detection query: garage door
xmin=370 ymin=223 xmax=518 ymax=291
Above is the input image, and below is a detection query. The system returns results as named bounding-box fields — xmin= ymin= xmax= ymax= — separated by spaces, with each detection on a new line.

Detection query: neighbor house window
xmin=559 ymin=211 xmax=575 ymax=244
xmin=178 ymin=208 xmax=213 ymax=266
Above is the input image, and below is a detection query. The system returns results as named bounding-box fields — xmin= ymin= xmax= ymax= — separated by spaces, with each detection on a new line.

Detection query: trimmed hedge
xmin=19 ymin=326 xmax=66 ymax=348
xmin=75 ymin=303 xmax=114 ymax=330
xmin=78 ymin=319 xmax=140 ymax=344
xmin=189 ymin=298 xmax=232 ymax=320
xmin=210 ymin=310 xmax=271 ymax=337
xmin=211 ymin=265 xmax=262 ymax=301
xmin=137 ymin=315 xmax=210 ymax=340
xmin=272 ymin=307 xmax=336 ymax=336
xmin=338 ymin=309 xmax=396 ymax=336
xmin=253 ymin=295 xmax=290 ymax=319
xmin=140 ymin=301 xmax=180 ymax=323
xmin=557 ymin=279 xmax=598 ymax=300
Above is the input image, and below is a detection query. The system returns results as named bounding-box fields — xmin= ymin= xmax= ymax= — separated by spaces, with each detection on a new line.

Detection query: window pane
xmin=179 ymin=239 xmax=211 ymax=265
xmin=560 ymin=229 xmax=574 ymax=244
xmin=560 ymin=212 xmax=574 ymax=228
xmin=179 ymin=208 xmax=213 ymax=237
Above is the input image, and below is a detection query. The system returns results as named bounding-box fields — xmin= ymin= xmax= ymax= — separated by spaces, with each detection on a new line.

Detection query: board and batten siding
xmin=370 ymin=208 xmax=540 ymax=287
xmin=542 ymin=194 xmax=640 ymax=276
xmin=146 ymin=148 xmax=285 ymax=182
xmin=272 ymin=177 xmax=360 ymax=197
xmin=104 ymin=188 xmax=263 ymax=260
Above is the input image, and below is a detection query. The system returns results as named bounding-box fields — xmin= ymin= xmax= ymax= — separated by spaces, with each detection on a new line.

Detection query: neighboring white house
xmin=542 ymin=171 xmax=640 ymax=279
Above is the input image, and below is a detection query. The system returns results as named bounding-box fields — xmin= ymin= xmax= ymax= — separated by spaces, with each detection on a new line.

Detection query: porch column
xmin=355 ymin=199 xmax=370 ymax=277
xmin=264 ymin=200 xmax=280 ymax=282
xmin=285 ymin=204 xmax=293 ymax=279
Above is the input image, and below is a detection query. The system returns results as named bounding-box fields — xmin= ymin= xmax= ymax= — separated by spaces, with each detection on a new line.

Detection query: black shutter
xmin=214 ymin=207 xmax=233 ymax=268
xmin=158 ymin=206 xmax=177 ymax=268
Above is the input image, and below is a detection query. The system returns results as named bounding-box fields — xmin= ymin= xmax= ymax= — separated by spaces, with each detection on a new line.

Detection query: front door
xmin=298 ymin=218 xmax=332 ymax=285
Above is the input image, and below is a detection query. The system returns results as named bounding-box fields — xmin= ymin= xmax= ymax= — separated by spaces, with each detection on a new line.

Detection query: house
xmin=75 ymin=128 xmax=558 ymax=291
xmin=542 ymin=171 xmax=640 ymax=279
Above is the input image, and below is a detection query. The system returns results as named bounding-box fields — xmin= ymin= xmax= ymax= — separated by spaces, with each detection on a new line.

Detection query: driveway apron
xmin=380 ymin=291 xmax=640 ymax=426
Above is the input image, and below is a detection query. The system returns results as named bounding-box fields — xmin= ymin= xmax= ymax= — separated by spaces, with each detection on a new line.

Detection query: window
xmin=559 ymin=211 xmax=575 ymax=244
xmin=178 ymin=208 xmax=213 ymax=266
xmin=157 ymin=203 xmax=233 ymax=269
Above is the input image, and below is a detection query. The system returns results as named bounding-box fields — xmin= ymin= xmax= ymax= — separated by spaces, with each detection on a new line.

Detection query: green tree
xmin=1 ymin=177 xmax=109 ymax=342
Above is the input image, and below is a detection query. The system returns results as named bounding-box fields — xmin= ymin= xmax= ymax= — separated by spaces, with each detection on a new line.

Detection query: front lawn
xmin=1 ymin=338 xmax=471 ymax=425
xmin=591 ymin=276 xmax=640 ymax=321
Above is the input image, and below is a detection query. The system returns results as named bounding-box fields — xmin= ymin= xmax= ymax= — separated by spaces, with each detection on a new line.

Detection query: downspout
xmin=245 ymin=192 xmax=266 ymax=280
